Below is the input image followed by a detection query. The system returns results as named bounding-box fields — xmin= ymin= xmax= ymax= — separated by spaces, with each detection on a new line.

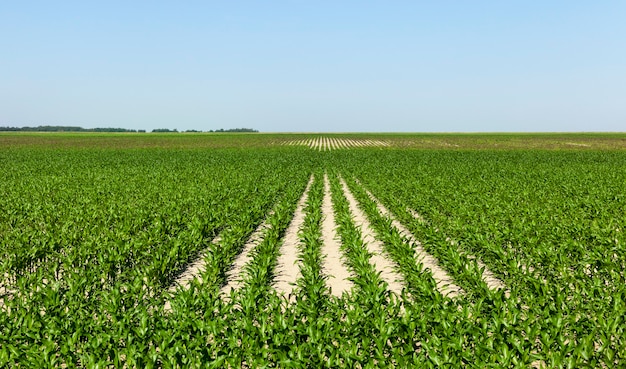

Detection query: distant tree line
xmin=0 ymin=125 xmax=144 ymax=132
xmin=155 ymin=128 xmax=259 ymax=133
xmin=208 ymin=128 xmax=258 ymax=133
xmin=0 ymin=125 xmax=258 ymax=133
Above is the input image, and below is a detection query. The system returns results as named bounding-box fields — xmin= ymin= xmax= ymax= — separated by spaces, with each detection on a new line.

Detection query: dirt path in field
xmin=167 ymin=234 xmax=223 ymax=294
xmin=469 ymin=254 xmax=508 ymax=294
xmin=565 ymin=142 xmax=591 ymax=147
xmin=407 ymin=208 xmax=427 ymax=224
xmin=273 ymin=175 xmax=314 ymax=299
xmin=407 ymin=208 xmax=509 ymax=296
xmin=353 ymin=182 xmax=461 ymax=297
xmin=339 ymin=177 xmax=404 ymax=295
xmin=321 ymin=173 xmax=353 ymax=297
xmin=220 ymin=212 xmax=274 ymax=297
xmin=164 ymin=232 xmax=224 ymax=311
xmin=0 ymin=285 xmax=15 ymax=311
xmin=284 ymin=137 xmax=389 ymax=150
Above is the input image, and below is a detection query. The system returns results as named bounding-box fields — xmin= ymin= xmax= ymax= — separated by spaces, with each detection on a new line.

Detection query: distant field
xmin=1 ymin=133 xmax=625 ymax=367
xmin=1 ymin=131 xmax=626 ymax=150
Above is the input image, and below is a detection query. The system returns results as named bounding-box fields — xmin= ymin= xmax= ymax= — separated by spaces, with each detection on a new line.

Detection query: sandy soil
xmin=408 ymin=207 xmax=509 ymax=296
xmin=357 ymin=182 xmax=463 ymax=298
xmin=167 ymin=234 xmax=223 ymax=293
xmin=565 ymin=142 xmax=591 ymax=147
xmin=285 ymin=138 xmax=389 ymax=151
xmin=338 ymin=177 xmax=404 ymax=295
xmin=407 ymin=208 xmax=428 ymax=224
xmin=1 ymin=269 xmax=63 ymax=312
xmin=321 ymin=173 xmax=354 ymax=297
xmin=476 ymin=260 xmax=508 ymax=294
xmin=0 ymin=285 xmax=15 ymax=311
xmin=164 ymin=235 xmax=221 ymax=312
xmin=220 ymin=212 xmax=274 ymax=297
xmin=164 ymin=235 xmax=222 ymax=312
xmin=273 ymin=175 xmax=314 ymax=299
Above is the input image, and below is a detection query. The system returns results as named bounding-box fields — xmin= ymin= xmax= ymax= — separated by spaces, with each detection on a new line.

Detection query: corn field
xmin=1 ymin=133 xmax=625 ymax=367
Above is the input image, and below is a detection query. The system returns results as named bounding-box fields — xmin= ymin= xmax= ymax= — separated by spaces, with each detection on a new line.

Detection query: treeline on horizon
xmin=0 ymin=126 xmax=258 ymax=133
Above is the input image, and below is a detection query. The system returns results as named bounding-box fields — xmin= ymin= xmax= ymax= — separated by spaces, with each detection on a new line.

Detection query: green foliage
xmin=1 ymin=135 xmax=625 ymax=367
xmin=0 ymin=125 xmax=141 ymax=132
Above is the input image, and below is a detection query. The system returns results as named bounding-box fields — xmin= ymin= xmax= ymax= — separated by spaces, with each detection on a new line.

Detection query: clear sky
xmin=2 ymin=1 xmax=625 ymax=132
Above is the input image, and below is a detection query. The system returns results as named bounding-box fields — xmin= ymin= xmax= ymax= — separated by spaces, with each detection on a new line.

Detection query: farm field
xmin=1 ymin=132 xmax=626 ymax=367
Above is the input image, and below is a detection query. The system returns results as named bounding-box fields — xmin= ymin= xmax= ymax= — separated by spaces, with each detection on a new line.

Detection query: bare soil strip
xmin=335 ymin=138 xmax=345 ymax=149
xmin=338 ymin=176 xmax=404 ymax=295
xmin=477 ymin=260 xmax=508 ymax=294
xmin=273 ymin=175 xmax=314 ymax=298
xmin=0 ymin=274 xmax=13 ymax=309
xmin=407 ymin=208 xmax=428 ymax=224
xmin=285 ymin=137 xmax=389 ymax=150
xmin=565 ymin=142 xmax=591 ymax=147
xmin=167 ymin=235 xmax=223 ymax=293
xmin=407 ymin=208 xmax=509 ymax=295
xmin=448 ymin=239 xmax=508 ymax=294
xmin=0 ymin=286 xmax=15 ymax=311
xmin=333 ymin=138 xmax=343 ymax=150
xmin=356 ymin=182 xmax=463 ymax=297
xmin=331 ymin=138 xmax=339 ymax=149
xmin=163 ymin=234 xmax=222 ymax=312
xmin=321 ymin=173 xmax=354 ymax=297
xmin=220 ymin=212 xmax=274 ymax=297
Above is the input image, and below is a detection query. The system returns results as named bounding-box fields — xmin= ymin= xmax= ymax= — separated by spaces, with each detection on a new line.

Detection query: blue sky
xmin=2 ymin=1 xmax=625 ymax=132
